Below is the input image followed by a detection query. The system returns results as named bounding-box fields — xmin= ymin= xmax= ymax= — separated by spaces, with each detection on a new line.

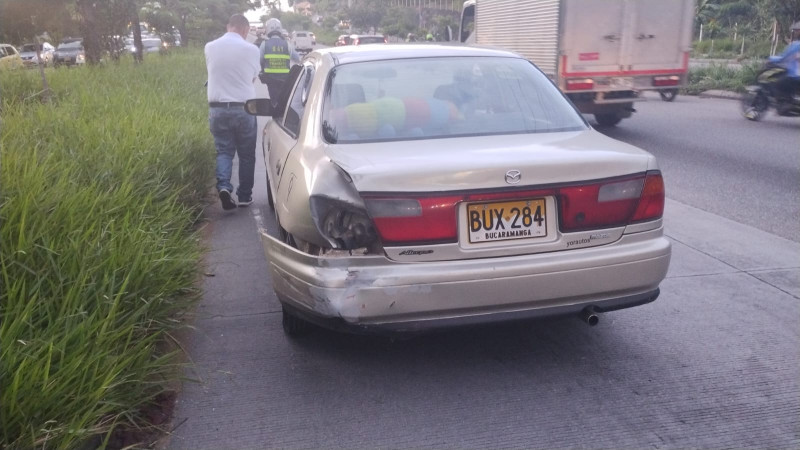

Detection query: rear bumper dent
xmin=262 ymin=229 xmax=671 ymax=333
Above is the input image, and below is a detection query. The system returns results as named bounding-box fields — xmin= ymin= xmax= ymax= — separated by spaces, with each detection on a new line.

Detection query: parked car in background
xmin=292 ymin=31 xmax=314 ymax=54
xmin=53 ymin=38 xmax=85 ymax=66
xmin=335 ymin=34 xmax=352 ymax=46
xmin=19 ymin=42 xmax=55 ymax=67
xmin=125 ymin=37 xmax=165 ymax=55
xmin=142 ymin=37 xmax=164 ymax=53
xmin=245 ymin=45 xmax=670 ymax=336
xmin=349 ymin=34 xmax=387 ymax=45
xmin=0 ymin=44 xmax=24 ymax=70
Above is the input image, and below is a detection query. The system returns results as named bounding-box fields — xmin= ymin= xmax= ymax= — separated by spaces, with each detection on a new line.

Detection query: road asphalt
xmin=166 ymin=86 xmax=799 ymax=448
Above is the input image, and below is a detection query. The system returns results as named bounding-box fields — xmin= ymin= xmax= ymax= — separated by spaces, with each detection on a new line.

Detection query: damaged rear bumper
xmin=262 ymin=229 xmax=671 ymax=334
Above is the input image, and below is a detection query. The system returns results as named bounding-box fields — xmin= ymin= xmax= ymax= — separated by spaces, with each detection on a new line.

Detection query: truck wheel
xmin=594 ymin=113 xmax=623 ymax=127
xmin=282 ymin=307 xmax=312 ymax=337
xmin=660 ymin=89 xmax=678 ymax=102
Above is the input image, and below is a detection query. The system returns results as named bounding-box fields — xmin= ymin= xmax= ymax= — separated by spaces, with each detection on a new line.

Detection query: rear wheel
xmin=740 ymin=89 xmax=769 ymax=121
xmin=282 ymin=307 xmax=312 ymax=337
xmin=594 ymin=113 xmax=623 ymax=127
xmin=659 ymin=89 xmax=678 ymax=102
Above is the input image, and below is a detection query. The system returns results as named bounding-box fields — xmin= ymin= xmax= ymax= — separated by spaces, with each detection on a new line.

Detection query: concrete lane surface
xmin=168 ymin=86 xmax=800 ymax=448
xmin=597 ymin=92 xmax=800 ymax=243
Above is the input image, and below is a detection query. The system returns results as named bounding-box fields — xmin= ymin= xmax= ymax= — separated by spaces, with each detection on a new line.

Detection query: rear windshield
xmin=295 ymin=33 xmax=307 ymax=37
xmin=356 ymin=36 xmax=384 ymax=44
xmin=21 ymin=44 xmax=41 ymax=52
xmin=58 ymin=41 xmax=83 ymax=49
xmin=322 ymin=57 xmax=586 ymax=144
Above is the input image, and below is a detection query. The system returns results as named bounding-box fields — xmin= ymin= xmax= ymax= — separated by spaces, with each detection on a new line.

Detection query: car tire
xmin=594 ymin=113 xmax=623 ymax=127
xmin=282 ymin=307 xmax=312 ymax=337
xmin=659 ymin=89 xmax=678 ymax=102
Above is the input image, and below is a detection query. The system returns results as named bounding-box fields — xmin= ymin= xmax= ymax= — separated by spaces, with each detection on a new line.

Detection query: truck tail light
xmin=653 ymin=75 xmax=680 ymax=86
xmin=566 ymin=78 xmax=594 ymax=91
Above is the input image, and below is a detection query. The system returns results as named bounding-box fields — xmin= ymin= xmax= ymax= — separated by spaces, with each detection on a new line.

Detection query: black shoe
xmin=219 ymin=189 xmax=237 ymax=210
xmin=237 ymin=195 xmax=253 ymax=207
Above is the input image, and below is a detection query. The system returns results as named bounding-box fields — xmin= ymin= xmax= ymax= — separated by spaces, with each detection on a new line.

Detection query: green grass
xmin=684 ymin=62 xmax=762 ymax=95
xmin=0 ymin=50 xmax=214 ymax=448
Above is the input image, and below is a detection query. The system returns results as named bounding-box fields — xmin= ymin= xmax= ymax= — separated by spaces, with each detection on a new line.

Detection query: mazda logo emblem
xmin=505 ymin=170 xmax=521 ymax=184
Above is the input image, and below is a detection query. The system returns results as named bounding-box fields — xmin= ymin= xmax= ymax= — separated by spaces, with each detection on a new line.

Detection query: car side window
xmin=0 ymin=47 xmax=7 ymax=57
xmin=274 ymin=64 xmax=304 ymax=123
xmin=283 ymin=65 xmax=314 ymax=138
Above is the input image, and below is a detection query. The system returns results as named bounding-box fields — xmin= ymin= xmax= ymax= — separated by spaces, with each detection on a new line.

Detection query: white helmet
xmin=265 ymin=18 xmax=282 ymax=37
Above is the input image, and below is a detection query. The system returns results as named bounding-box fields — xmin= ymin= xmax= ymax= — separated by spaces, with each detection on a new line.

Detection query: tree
xmin=347 ymin=0 xmax=385 ymax=32
xmin=380 ymin=7 xmax=417 ymax=37
xmin=0 ymin=0 xmax=80 ymax=44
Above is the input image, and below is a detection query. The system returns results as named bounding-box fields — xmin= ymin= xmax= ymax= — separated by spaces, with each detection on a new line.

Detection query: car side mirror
xmin=245 ymin=98 xmax=277 ymax=116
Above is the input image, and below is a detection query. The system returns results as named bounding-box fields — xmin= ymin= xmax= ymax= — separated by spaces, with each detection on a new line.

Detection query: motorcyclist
xmin=259 ymin=18 xmax=291 ymax=105
xmin=770 ymin=21 xmax=800 ymax=105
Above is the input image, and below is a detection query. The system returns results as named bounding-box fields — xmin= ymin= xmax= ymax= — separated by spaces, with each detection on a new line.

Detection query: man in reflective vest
xmin=259 ymin=18 xmax=291 ymax=106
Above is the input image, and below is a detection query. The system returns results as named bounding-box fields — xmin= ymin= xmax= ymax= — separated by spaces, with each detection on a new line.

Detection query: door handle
xmin=603 ymin=34 xmax=620 ymax=42
xmin=636 ymin=33 xmax=656 ymax=40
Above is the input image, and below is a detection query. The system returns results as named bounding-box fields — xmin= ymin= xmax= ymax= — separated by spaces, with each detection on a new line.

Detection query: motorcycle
xmin=740 ymin=62 xmax=800 ymax=121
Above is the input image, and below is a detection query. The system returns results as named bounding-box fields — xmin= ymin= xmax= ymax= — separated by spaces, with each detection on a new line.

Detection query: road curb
xmin=699 ymin=89 xmax=743 ymax=100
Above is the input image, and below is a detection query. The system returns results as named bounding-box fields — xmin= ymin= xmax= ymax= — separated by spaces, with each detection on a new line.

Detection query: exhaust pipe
xmin=580 ymin=307 xmax=599 ymax=326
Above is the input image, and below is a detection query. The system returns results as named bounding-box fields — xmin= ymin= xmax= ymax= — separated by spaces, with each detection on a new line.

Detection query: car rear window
xmin=58 ymin=41 xmax=83 ymax=49
xmin=295 ymin=33 xmax=307 ymax=37
xmin=322 ymin=57 xmax=587 ymax=144
xmin=356 ymin=36 xmax=384 ymax=44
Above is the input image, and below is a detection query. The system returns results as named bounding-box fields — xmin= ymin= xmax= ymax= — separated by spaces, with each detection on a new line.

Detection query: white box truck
xmin=459 ymin=0 xmax=694 ymax=126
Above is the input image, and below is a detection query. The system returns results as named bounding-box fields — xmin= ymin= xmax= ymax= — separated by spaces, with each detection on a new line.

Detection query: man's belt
xmin=209 ymin=102 xmax=245 ymax=107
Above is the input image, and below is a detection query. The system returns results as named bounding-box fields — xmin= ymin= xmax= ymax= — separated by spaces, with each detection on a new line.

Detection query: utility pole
xmin=31 ymin=16 xmax=51 ymax=104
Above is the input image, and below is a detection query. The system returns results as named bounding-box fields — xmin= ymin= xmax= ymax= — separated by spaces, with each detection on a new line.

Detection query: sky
xmin=245 ymin=1 xmax=290 ymax=23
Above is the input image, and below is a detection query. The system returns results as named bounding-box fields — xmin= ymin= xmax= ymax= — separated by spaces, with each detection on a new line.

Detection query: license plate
xmin=467 ymin=199 xmax=547 ymax=243
xmin=610 ymin=77 xmax=634 ymax=89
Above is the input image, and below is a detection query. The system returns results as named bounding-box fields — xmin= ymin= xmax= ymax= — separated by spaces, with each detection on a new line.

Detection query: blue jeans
xmin=209 ymin=107 xmax=257 ymax=199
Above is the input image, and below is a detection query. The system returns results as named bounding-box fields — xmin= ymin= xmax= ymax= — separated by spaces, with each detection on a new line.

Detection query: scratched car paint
xmin=246 ymin=44 xmax=671 ymax=336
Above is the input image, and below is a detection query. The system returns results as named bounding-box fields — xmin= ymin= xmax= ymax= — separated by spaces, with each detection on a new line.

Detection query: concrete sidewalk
xmin=166 ymin=185 xmax=799 ymax=448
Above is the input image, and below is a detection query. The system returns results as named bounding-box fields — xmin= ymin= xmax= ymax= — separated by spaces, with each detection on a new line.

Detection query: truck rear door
xmin=560 ymin=0 xmax=627 ymax=77
xmin=624 ymin=0 xmax=692 ymax=73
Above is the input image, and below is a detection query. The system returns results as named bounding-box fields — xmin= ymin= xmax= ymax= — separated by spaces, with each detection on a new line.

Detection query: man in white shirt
xmin=205 ymin=14 xmax=260 ymax=210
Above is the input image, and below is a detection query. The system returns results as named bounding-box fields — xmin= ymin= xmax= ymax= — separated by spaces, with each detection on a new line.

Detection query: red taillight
xmin=653 ymin=75 xmax=680 ymax=86
xmin=631 ymin=172 xmax=665 ymax=222
xmin=362 ymin=172 xmax=664 ymax=245
xmin=566 ymin=78 xmax=594 ymax=91
xmin=366 ymin=196 xmax=461 ymax=244
xmin=559 ymin=172 xmax=664 ymax=232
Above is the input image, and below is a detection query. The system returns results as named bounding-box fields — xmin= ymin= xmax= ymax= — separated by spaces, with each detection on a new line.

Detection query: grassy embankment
xmin=685 ymin=62 xmax=762 ymax=94
xmin=0 ymin=50 xmax=214 ymax=448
